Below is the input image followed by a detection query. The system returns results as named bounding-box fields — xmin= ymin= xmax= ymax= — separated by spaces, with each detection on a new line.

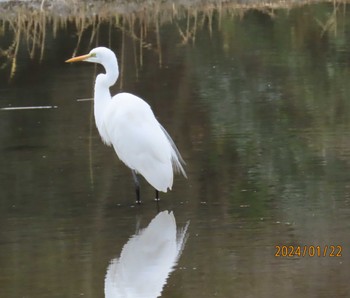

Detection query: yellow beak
xmin=65 ymin=53 xmax=91 ymax=63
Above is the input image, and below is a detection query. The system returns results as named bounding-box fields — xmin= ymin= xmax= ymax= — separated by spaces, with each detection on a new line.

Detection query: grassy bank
xmin=0 ymin=0 xmax=346 ymax=79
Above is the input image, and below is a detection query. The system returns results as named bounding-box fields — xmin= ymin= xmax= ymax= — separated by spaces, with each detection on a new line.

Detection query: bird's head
xmin=65 ymin=47 xmax=117 ymax=65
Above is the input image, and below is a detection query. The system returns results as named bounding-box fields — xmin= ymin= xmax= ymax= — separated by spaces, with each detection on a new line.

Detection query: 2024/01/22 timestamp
xmin=275 ymin=245 xmax=342 ymax=257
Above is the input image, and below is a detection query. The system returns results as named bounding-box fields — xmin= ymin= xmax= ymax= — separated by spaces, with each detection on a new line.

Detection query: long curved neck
xmin=94 ymin=59 xmax=119 ymax=131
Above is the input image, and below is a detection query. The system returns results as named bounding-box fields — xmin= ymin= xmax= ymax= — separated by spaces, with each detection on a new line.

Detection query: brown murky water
xmin=0 ymin=2 xmax=350 ymax=297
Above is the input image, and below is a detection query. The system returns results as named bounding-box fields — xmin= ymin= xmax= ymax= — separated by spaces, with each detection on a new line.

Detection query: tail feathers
xmin=171 ymin=155 xmax=187 ymax=179
xmin=159 ymin=124 xmax=187 ymax=178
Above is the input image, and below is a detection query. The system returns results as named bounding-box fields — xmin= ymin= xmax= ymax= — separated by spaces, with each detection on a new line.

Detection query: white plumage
xmin=66 ymin=47 xmax=186 ymax=202
xmin=104 ymin=211 xmax=189 ymax=298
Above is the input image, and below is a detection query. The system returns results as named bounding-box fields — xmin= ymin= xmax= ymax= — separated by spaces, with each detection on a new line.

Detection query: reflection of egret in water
xmin=105 ymin=211 xmax=189 ymax=298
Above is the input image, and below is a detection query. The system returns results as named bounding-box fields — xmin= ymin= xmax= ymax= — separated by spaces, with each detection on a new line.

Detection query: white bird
xmin=66 ymin=47 xmax=186 ymax=203
xmin=104 ymin=211 xmax=189 ymax=298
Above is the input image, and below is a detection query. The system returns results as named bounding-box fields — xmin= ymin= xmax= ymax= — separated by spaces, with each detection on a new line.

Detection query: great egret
xmin=105 ymin=211 xmax=189 ymax=297
xmin=66 ymin=47 xmax=186 ymax=203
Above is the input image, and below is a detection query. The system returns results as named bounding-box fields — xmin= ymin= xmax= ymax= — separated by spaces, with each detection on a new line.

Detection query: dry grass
xmin=0 ymin=0 xmax=347 ymax=79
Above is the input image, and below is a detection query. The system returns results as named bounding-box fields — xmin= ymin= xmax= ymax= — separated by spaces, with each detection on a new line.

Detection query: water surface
xmin=0 ymin=2 xmax=350 ymax=297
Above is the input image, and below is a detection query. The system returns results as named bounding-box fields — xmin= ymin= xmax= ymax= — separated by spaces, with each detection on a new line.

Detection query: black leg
xmin=155 ymin=189 xmax=160 ymax=212
xmin=132 ymin=170 xmax=141 ymax=204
